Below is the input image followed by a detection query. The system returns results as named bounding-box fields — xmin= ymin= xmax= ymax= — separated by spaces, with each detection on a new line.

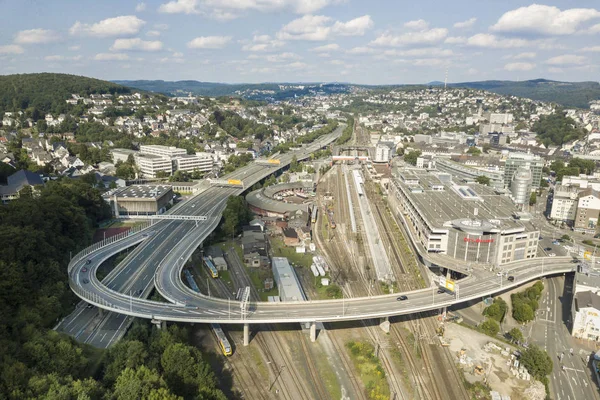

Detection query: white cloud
xmin=311 ymin=43 xmax=339 ymax=52
xmin=346 ymin=46 xmax=376 ymax=55
xmin=544 ymin=54 xmax=587 ymax=66
xmin=444 ymin=36 xmax=466 ymax=44
xmin=154 ymin=23 xmax=169 ymax=30
xmin=287 ymin=61 xmax=308 ymax=69
xmin=93 ymin=53 xmax=130 ymax=61
xmin=14 ymin=29 xmax=61 ymax=44
xmin=580 ymin=46 xmax=600 ymax=52
xmin=512 ymin=52 xmax=537 ymax=60
xmin=548 ymin=67 xmax=563 ymax=73
xmin=277 ymin=15 xmax=332 ymax=41
xmin=136 ymin=2 xmax=147 ymax=12
xmin=146 ymin=30 xmax=161 ymax=37
xmin=331 ymin=15 xmax=373 ymax=36
xmin=111 ymin=38 xmax=163 ymax=51
xmin=241 ymin=34 xmax=284 ymax=52
xmin=158 ymin=0 xmax=200 ymax=14
xmin=70 ymin=15 xmax=145 ymax=37
xmin=266 ymin=52 xmax=301 ymax=62
xmin=0 ymin=45 xmax=24 ymax=54
xmin=187 ymin=36 xmax=232 ymax=49
xmin=384 ymin=47 xmax=454 ymax=58
xmin=404 ymin=19 xmax=429 ymax=30
xmin=68 ymin=45 xmax=80 ymax=51
xmin=586 ymin=24 xmax=600 ymax=34
xmin=504 ymin=62 xmax=536 ymax=71
xmin=328 ymin=59 xmax=344 ymax=65
xmin=44 ymin=55 xmax=82 ymax=61
xmin=453 ymin=17 xmax=476 ymax=29
xmin=466 ymin=33 xmax=530 ymax=48
xmin=371 ymin=28 xmax=448 ymax=47
xmin=491 ymin=4 xmax=600 ymax=35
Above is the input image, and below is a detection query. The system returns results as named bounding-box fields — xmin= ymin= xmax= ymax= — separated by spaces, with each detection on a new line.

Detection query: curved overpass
xmin=69 ymin=124 xmax=578 ymax=326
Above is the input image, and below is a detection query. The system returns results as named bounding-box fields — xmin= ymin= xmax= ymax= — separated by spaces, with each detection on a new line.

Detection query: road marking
xmin=101 ymin=332 xmax=107 ymax=342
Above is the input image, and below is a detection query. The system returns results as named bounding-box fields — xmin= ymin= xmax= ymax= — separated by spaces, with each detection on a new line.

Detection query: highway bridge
xmin=68 ymin=123 xmax=578 ymax=344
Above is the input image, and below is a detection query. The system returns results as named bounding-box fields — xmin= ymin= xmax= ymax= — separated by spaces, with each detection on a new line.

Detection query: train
xmin=211 ymin=323 xmax=232 ymax=356
xmin=203 ymin=256 xmax=219 ymax=278
xmin=311 ymin=206 xmax=318 ymax=224
xmin=352 ymin=170 xmax=364 ymax=196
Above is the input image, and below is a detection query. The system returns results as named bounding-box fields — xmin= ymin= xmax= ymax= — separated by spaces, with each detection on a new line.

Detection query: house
xmin=0 ymin=170 xmax=44 ymax=203
xmin=282 ymin=227 xmax=300 ymax=246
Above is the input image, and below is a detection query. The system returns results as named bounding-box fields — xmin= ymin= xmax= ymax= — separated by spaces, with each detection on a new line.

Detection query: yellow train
xmin=211 ymin=323 xmax=232 ymax=356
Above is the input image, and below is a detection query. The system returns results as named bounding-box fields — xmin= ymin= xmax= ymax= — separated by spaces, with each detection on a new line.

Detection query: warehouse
xmin=272 ymin=257 xmax=305 ymax=302
xmin=103 ymin=185 xmax=174 ymax=217
xmin=389 ymin=169 xmax=539 ymax=266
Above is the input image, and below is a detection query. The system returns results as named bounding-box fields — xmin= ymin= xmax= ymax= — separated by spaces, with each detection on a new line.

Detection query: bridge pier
xmin=243 ymin=323 xmax=250 ymax=346
xmin=379 ymin=317 xmax=390 ymax=333
xmin=98 ymin=308 xmax=105 ymax=317
xmin=151 ymin=319 xmax=166 ymax=330
xmin=310 ymin=322 xmax=317 ymax=342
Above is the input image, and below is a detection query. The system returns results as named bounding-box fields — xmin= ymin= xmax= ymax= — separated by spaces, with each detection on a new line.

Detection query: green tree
xmin=483 ymin=298 xmax=508 ymax=322
xmin=396 ymin=147 xmax=405 ymax=156
xmin=561 ymin=234 xmax=572 ymax=242
xmin=476 ymin=175 xmax=491 ymax=186
xmin=404 ymin=150 xmax=421 ymax=166
xmin=529 ymin=192 xmax=537 ymax=206
xmin=289 ymin=155 xmax=300 ymax=173
xmin=520 ymin=346 xmax=553 ymax=381
xmin=532 ymin=110 xmax=585 ymax=147
xmin=220 ymin=196 xmax=251 ymax=238
xmin=479 ymin=319 xmax=500 ymax=337
xmin=113 ymin=366 xmax=171 ymax=400
xmin=507 ymin=327 xmax=524 ymax=344
xmin=467 ymin=147 xmax=481 ymax=156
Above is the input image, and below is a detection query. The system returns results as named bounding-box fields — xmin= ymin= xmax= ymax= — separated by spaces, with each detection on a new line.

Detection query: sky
xmin=1 ymin=0 xmax=600 ymax=84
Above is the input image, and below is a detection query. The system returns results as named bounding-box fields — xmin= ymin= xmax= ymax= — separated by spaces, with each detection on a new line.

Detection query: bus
xmin=203 ymin=256 xmax=218 ymax=278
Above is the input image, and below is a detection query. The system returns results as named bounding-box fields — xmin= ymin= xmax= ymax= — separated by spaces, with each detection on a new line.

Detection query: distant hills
xmin=114 ymin=78 xmax=600 ymax=109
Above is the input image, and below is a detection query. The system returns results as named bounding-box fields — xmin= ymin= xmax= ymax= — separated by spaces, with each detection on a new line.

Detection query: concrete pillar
xmin=310 ymin=322 xmax=317 ymax=342
xmin=243 ymin=323 xmax=250 ymax=346
xmin=379 ymin=318 xmax=390 ymax=334
xmin=151 ymin=319 xmax=166 ymax=330
xmin=98 ymin=308 xmax=105 ymax=317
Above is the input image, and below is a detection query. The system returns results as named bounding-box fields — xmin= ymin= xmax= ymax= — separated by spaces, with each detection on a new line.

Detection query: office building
xmin=574 ymin=189 xmax=600 ymax=233
xmin=140 ymin=145 xmax=187 ymax=158
xmin=134 ymin=153 xmax=172 ymax=178
xmin=550 ymin=185 xmax=579 ymax=223
xmin=172 ymin=153 xmax=213 ymax=173
xmin=374 ymin=142 xmax=393 ymax=163
xmin=504 ymin=152 xmax=543 ymax=189
xmin=436 ymin=158 xmax=504 ymax=189
xmin=510 ymin=167 xmax=532 ymax=205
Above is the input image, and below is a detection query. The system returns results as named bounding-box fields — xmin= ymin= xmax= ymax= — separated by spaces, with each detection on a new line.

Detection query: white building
xmin=550 ymin=185 xmax=579 ymax=223
xmin=134 ymin=153 xmax=172 ymax=178
xmin=374 ymin=142 xmax=392 ymax=163
xmin=574 ymin=189 xmax=600 ymax=233
xmin=172 ymin=153 xmax=213 ymax=173
xmin=571 ymin=291 xmax=600 ymax=342
xmin=140 ymin=145 xmax=187 ymax=158
xmin=111 ymin=148 xmax=138 ymax=163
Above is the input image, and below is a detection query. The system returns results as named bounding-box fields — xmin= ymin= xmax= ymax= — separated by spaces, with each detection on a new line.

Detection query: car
xmin=571 ymin=259 xmax=579 ymax=263
xmin=86 ymin=304 xmax=93 ymax=309
xmin=507 ymin=276 xmax=515 ymax=282
xmin=136 ymin=289 xmax=142 ymax=295
xmin=396 ymin=295 xmax=408 ymax=301
xmin=548 ymin=253 xmax=556 ymax=257
xmin=496 ymin=272 xmax=503 ymax=277
xmin=552 ymin=240 xmax=560 ymax=245
xmin=544 ymin=247 xmax=552 ymax=251
xmin=81 ymin=267 xmax=87 ymax=273
xmin=538 ymin=236 xmax=543 ymax=240
xmin=82 ymin=278 xmax=89 ymax=284
xmin=86 ymin=259 xmax=91 ymax=264
xmin=437 ymin=289 xmax=444 ymax=294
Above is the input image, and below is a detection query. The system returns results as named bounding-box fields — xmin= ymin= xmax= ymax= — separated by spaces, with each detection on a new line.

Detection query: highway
xmin=67 ymin=123 xmax=580 ymax=329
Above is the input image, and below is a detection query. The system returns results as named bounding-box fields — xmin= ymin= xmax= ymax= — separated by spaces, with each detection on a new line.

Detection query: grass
xmin=314 ymin=282 xmax=343 ymax=300
xmin=320 ymin=212 xmax=329 ymax=241
xmin=270 ymin=237 xmax=313 ymax=269
xmin=247 ymin=268 xmax=279 ymax=301
xmin=102 ymin=220 xmax=144 ymax=228
xmin=219 ymin=240 xmax=243 ymax=262
xmin=389 ymin=348 xmax=412 ymax=398
xmin=345 ymin=341 xmax=390 ymax=400
xmin=313 ymin=343 xmax=343 ymax=400
xmin=247 ymin=343 xmax=269 ymax=380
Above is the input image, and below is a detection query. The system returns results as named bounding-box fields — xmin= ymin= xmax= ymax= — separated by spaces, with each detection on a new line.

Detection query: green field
xmin=270 ymin=237 xmax=313 ymax=269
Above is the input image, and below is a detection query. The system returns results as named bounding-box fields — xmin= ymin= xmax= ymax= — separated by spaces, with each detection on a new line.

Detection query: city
xmin=3 ymin=1 xmax=600 ymax=400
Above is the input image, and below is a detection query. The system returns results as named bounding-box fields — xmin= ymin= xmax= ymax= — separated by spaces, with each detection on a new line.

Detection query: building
xmin=484 ymin=112 xmax=513 ymax=125
xmin=140 ymin=145 xmax=187 ymax=158
xmin=0 ymin=170 xmax=44 ymax=203
xmin=374 ymin=142 xmax=393 ymax=163
xmin=134 ymin=153 xmax=172 ymax=178
xmin=172 ymin=153 xmax=213 ymax=173
xmin=574 ymin=189 xmax=600 ymax=233
xmin=550 ymin=185 xmax=579 ymax=223
xmin=272 ymin=257 xmax=305 ymax=302
xmin=504 ymin=152 xmax=543 ymax=190
xmin=571 ymin=291 xmax=600 ymax=341
xmin=510 ymin=167 xmax=532 ymax=205
xmin=111 ymin=148 xmax=138 ymax=163
xmin=436 ymin=158 xmax=504 ymax=189
xmin=103 ymin=185 xmax=174 ymax=217
xmin=389 ymin=168 xmax=539 ymax=266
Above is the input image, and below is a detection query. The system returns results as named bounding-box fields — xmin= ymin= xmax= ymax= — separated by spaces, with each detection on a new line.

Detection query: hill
xmin=449 ymin=79 xmax=600 ymax=108
xmin=0 ymin=73 xmax=131 ymax=115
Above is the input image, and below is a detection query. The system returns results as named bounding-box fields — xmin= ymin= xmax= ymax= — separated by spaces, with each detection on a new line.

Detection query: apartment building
xmin=574 ymin=189 xmax=600 ymax=233
xmin=134 ymin=153 xmax=172 ymax=178
xmin=550 ymin=185 xmax=579 ymax=223
xmin=571 ymin=291 xmax=600 ymax=342
xmin=140 ymin=145 xmax=187 ymax=158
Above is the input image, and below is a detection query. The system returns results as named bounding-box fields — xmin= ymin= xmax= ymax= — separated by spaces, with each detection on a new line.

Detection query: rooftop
xmin=104 ymin=185 xmax=172 ymax=200
xmin=272 ymin=257 xmax=305 ymax=302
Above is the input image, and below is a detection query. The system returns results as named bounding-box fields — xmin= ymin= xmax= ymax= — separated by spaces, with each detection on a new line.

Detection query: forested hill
xmin=448 ymin=79 xmax=600 ymax=109
xmin=0 ymin=73 xmax=131 ymax=115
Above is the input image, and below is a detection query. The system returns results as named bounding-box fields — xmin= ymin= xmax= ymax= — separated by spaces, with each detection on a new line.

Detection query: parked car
xmin=544 ymin=247 xmax=552 ymax=251
xmin=548 ymin=253 xmax=556 ymax=257
xmin=396 ymin=295 xmax=408 ymax=301
xmin=82 ymin=278 xmax=89 ymax=284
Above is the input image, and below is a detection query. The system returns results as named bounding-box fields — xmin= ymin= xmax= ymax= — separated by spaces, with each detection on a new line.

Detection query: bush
xmin=520 ymin=346 xmax=553 ymax=381
xmin=479 ymin=319 xmax=500 ymax=337
xmin=511 ymin=281 xmax=544 ymax=323
xmin=483 ymin=298 xmax=508 ymax=322
xmin=507 ymin=327 xmax=524 ymax=343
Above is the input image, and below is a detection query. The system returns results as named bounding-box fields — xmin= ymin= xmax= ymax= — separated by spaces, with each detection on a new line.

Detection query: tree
xmin=520 ymin=346 xmax=553 ymax=381
xmin=289 ymin=155 xmax=300 ymax=173
xmin=220 ymin=196 xmax=251 ymax=238
xmin=113 ymin=366 xmax=171 ymax=400
xmin=529 ymin=192 xmax=537 ymax=206
xmin=561 ymin=234 xmax=572 ymax=242
xmin=396 ymin=147 xmax=405 ymax=156
xmin=482 ymin=144 xmax=492 ymax=153
xmin=479 ymin=319 xmax=500 ymax=337
xmin=507 ymin=327 xmax=524 ymax=344
xmin=404 ymin=150 xmax=421 ymax=166
xmin=467 ymin=147 xmax=481 ymax=156
xmin=532 ymin=110 xmax=585 ymax=147
xmin=483 ymin=298 xmax=508 ymax=322
xmin=475 ymin=175 xmax=491 ymax=186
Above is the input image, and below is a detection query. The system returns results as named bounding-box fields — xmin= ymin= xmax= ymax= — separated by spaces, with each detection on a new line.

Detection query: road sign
xmin=439 ymin=276 xmax=455 ymax=292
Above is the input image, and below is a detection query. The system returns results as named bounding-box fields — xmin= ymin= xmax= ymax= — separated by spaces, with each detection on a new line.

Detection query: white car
xmin=548 ymin=253 xmax=556 ymax=257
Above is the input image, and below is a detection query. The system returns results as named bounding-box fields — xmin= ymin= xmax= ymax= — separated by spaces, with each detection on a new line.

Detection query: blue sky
xmin=1 ymin=0 xmax=600 ymax=84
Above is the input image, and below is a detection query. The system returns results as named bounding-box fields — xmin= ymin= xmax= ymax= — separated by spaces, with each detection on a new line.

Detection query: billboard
xmin=439 ymin=276 xmax=455 ymax=292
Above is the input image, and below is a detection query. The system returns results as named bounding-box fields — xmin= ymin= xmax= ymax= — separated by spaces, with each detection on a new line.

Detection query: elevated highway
xmin=68 ymin=124 xmax=579 ymax=343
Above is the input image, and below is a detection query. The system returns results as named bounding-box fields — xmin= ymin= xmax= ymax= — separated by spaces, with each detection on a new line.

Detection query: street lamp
xmin=269 ymin=365 xmax=286 ymax=391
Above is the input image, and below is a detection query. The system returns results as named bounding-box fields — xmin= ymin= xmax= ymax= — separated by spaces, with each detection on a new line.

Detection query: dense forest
xmin=0 ymin=179 xmax=227 ymax=399
xmin=532 ymin=110 xmax=585 ymax=147
xmin=0 ymin=73 xmax=131 ymax=116
xmin=209 ymin=110 xmax=273 ymax=140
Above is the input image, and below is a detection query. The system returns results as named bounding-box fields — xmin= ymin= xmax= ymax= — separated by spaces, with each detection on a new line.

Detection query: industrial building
xmin=246 ymin=182 xmax=312 ymax=218
xmin=103 ymin=185 xmax=174 ymax=217
xmin=504 ymin=152 xmax=543 ymax=190
xmin=272 ymin=257 xmax=305 ymax=302
xmin=172 ymin=153 xmax=213 ymax=173
xmin=389 ymin=169 xmax=539 ymax=266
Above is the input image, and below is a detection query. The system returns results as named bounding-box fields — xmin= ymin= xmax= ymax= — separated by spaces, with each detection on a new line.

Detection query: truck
xmin=227 ymin=179 xmax=243 ymax=186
